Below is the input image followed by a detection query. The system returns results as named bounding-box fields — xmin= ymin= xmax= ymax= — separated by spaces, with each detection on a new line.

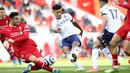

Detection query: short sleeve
xmin=100 ymin=7 xmax=108 ymax=16
xmin=0 ymin=27 xmax=6 ymax=35
xmin=20 ymin=23 xmax=30 ymax=32
xmin=23 ymin=24 xmax=30 ymax=32
xmin=65 ymin=13 xmax=74 ymax=22
xmin=51 ymin=19 xmax=57 ymax=30
xmin=119 ymin=11 xmax=125 ymax=20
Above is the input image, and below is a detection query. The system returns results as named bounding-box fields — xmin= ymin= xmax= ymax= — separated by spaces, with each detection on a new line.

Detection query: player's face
xmin=99 ymin=1 xmax=103 ymax=8
xmin=11 ymin=16 xmax=20 ymax=26
xmin=0 ymin=10 xmax=5 ymax=18
xmin=53 ymin=9 xmax=62 ymax=19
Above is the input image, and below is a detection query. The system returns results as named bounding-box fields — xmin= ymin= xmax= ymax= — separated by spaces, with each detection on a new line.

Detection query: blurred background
xmin=0 ymin=0 xmax=128 ymax=62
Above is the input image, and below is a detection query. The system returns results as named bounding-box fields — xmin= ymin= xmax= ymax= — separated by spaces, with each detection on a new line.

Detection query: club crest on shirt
xmin=6 ymin=20 xmax=8 ymax=24
xmin=127 ymin=32 xmax=130 ymax=38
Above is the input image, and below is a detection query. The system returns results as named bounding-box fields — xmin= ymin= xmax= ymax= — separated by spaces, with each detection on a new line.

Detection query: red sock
xmin=11 ymin=55 xmax=17 ymax=60
xmin=30 ymin=65 xmax=39 ymax=70
xmin=112 ymin=54 xmax=118 ymax=66
xmin=35 ymin=61 xmax=53 ymax=72
xmin=7 ymin=46 xmax=13 ymax=56
xmin=7 ymin=47 xmax=17 ymax=60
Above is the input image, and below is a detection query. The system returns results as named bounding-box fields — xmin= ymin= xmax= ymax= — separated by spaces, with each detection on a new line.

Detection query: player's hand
xmin=79 ymin=30 xmax=83 ymax=37
xmin=113 ymin=0 xmax=119 ymax=5
xmin=98 ymin=33 xmax=103 ymax=38
xmin=8 ymin=38 xmax=14 ymax=43
xmin=53 ymin=27 xmax=61 ymax=33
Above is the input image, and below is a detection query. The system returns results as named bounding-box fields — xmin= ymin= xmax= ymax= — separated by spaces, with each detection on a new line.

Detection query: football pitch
xmin=0 ymin=57 xmax=130 ymax=73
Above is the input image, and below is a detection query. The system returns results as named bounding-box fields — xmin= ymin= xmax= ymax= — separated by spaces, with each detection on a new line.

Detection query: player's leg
xmin=62 ymin=38 xmax=74 ymax=62
xmin=109 ymin=34 xmax=122 ymax=68
xmin=109 ymin=25 xmax=128 ymax=70
xmin=3 ymin=41 xmax=17 ymax=66
xmin=71 ymin=41 xmax=85 ymax=71
xmin=69 ymin=35 xmax=81 ymax=61
xmin=61 ymin=37 xmax=83 ymax=71
xmin=105 ymin=34 xmax=122 ymax=73
xmin=67 ymin=34 xmax=84 ymax=71
xmin=71 ymin=41 xmax=79 ymax=61
xmin=124 ymin=32 xmax=130 ymax=56
xmin=102 ymin=47 xmax=112 ymax=63
xmin=101 ymin=31 xmax=115 ymax=63
xmin=22 ymin=50 xmax=60 ymax=73
xmin=104 ymin=25 xmax=128 ymax=73
xmin=123 ymin=40 xmax=130 ymax=66
xmin=88 ymin=29 xmax=114 ymax=72
xmin=26 ymin=51 xmax=46 ymax=71
xmin=86 ymin=39 xmax=101 ymax=72
xmin=3 ymin=41 xmax=22 ymax=66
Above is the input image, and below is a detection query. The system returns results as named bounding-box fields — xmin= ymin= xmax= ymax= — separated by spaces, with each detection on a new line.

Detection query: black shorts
xmin=97 ymin=29 xmax=114 ymax=46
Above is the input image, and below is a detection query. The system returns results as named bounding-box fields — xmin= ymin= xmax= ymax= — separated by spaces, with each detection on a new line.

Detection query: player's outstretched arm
xmin=119 ymin=3 xmax=130 ymax=9
xmin=72 ymin=21 xmax=83 ymax=36
xmin=14 ymin=31 xmax=29 ymax=42
xmin=101 ymin=15 xmax=108 ymax=33
xmin=113 ymin=0 xmax=130 ymax=9
xmin=0 ymin=28 xmax=6 ymax=37
xmin=52 ymin=27 xmax=61 ymax=33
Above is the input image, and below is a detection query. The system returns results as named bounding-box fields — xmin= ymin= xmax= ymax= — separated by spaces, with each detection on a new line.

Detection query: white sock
xmin=72 ymin=62 xmax=82 ymax=68
xmin=102 ymin=47 xmax=112 ymax=63
xmin=71 ymin=47 xmax=80 ymax=56
xmin=66 ymin=52 xmax=73 ymax=60
xmin=66 ymin=52 xmax=82 ymax=68
xmin=92 ymin=48 xmax=99 ymax=69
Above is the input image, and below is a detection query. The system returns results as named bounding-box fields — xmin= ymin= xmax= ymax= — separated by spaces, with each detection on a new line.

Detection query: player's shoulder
xmin=52 ymin=18 xmax=57 ymax=24
xmin=109 ymin=5 xmax=118 ymax=10
xmin=19 ymin=22 xmax=25 ymax=25
xmin=3 ymin=26 xmax=10 ymax=30
xmin=19 ymin=22 xmax=28 ymax=27
xmin=62 ymin=13 xmax=71 ymax=17
xmin=4 ymin=15 xmax=10 ymax=20
xmin=100 ymin=4 xmax=109 ymax=12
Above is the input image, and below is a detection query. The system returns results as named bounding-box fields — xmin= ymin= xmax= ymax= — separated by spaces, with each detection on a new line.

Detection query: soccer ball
xmin=43 ymin=55 xmax=55 ymax=66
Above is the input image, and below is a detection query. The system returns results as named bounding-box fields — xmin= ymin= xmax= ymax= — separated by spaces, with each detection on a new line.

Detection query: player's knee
xmin=37 ymin=57 xmax=44 ymax=62
xmin=109 ymin=38 xmax=120 ymax=49
xmin=62 ymin=46 xmax=70 ymax=54
xmin=93 ymin=42 xmax=101 ymax=48
xmin=124 ymin=50 xmax=130 ymax=56
xmin=109 ymin=41 xmax=116 ymax=48
xmin=124 ymin=46 xmax=130 ymax=56
xmin=29 ymin=55 xmax=38 ymax=63
xmin=3 ymin=41 xmax=9 ymax=49
xmin=72 ymin=41 xmax=80 ymax=47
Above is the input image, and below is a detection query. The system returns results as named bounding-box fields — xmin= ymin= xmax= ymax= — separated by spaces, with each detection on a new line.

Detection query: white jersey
xmin=100 ymin=4 xmax=125 ymax=33
xmin=51 ymin=13 xmax=79 ymax=39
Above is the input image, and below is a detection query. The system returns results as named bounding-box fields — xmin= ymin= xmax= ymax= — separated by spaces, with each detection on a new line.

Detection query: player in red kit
xmin=0 ymin=7 xmax=22 ymax=66
xmin=105 ymin=0 xmax=130 ymax=73
xmin=0 ymin=12 xmax=60 ymax=73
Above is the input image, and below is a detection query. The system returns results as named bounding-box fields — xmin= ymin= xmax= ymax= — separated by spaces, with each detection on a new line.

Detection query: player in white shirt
xmin=51 ymin=4 xmax=84 ymax=71
xmin=86 ymin=0 xmax=125 ymax=72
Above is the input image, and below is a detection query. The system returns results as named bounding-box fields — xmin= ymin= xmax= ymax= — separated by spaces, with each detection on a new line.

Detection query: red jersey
xmin=0 ymin=15 xmax=10 ymax=30
xmin=0 ymin=22 xmax=37 ymax=47
xmin=0 ymin=15 xmax=10 ymax=41
xmin=119 ymin=1 xmax=130 ymax=25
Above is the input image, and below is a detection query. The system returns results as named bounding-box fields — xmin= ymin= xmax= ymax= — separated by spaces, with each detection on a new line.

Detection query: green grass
xmin=0 ymin=57 xmax=130 ymax=73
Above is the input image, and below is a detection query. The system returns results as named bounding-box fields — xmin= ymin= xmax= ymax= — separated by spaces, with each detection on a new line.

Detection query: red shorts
xmin=116 ymin=24 xmax=130 ymax=41
xmin=0 ymin=36 xmax=6 ymax=43
xmin=14 ymin=44 xmax=42 ymax=61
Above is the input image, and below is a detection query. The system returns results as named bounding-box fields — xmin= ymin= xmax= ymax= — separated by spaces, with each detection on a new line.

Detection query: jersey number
xmin=109 ymin=9 xmax=117 ymax=19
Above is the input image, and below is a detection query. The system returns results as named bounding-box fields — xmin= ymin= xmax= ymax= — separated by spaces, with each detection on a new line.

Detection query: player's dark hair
xmin=52 ymin=4 xmax=62 ymax=10
xmin=9 ymin=12 xmax=19 ymax=19
xmin=99 ymin=0 xmax=108 ymax=3
xmin=0 ymin=7 xmax=5 ymax=10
